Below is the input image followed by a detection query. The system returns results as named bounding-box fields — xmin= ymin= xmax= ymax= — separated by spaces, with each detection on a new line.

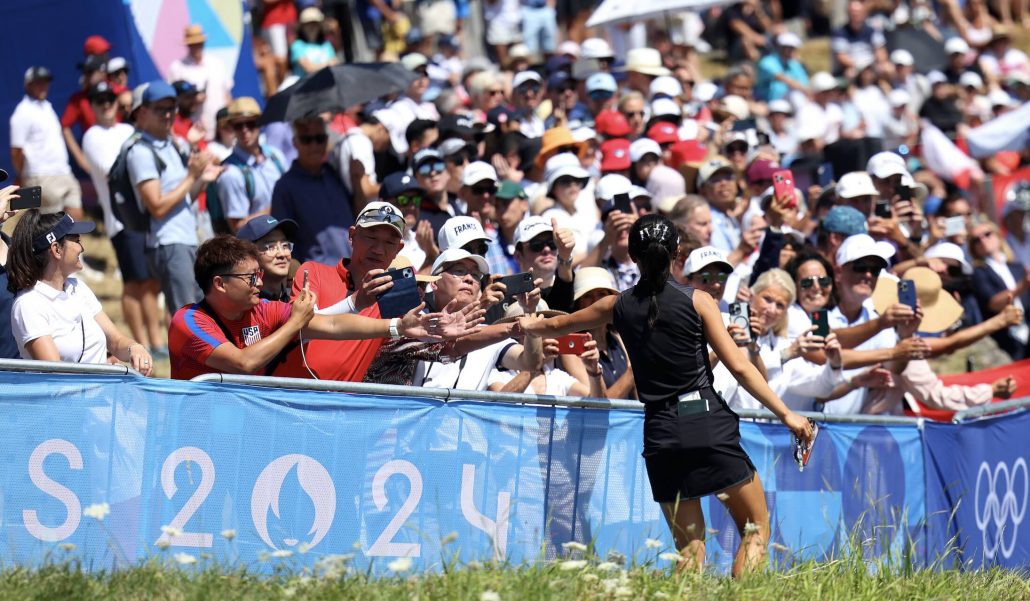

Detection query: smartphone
xmin=895 ymin=184 xmax=912 ymax=202
xmin=729 ymin=302 xmax=751 ymax=345
xmin=732 ymin=118 xmax=757 ymax=132
xmin=377 ymin=267 xmax=420 ymax=318
xmin=11 ymin=186 xmax=42 ymax=210
xmin=817 ymin=162 xmax=834 ymax=188
xmin=874 ymin=199 xmax=893 ymax=219
xmin=771 ymin=170 xmax=796 ymax=209
xmin=302 ymin=269 xmax=309 ymax=289
xmin=556 ymin=333 xmax=590 ymax=355
xmin=944 ymin=216 xmax=966 ymax=237
xmin=793 ymin=419 xmax=820 ymax=472
xmin=611 ymin=192 xmax=633 ymax=216
xmin=810 ymin=309 xmax=830 ymax=337
xmin=499 ymin=272 xmax=535 ymax=296
xmin=898 ymin=279 xmax=917 ymax=310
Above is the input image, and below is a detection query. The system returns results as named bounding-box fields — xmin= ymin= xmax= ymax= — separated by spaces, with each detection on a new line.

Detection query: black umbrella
xmin=260 ymin=62 xmax=418 ymax=124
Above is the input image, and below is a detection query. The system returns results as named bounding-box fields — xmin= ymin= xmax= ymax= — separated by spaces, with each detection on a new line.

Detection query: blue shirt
xmin=755 ymin=54 xmax=809 ymax=101
xmin=217 ymin=146 xmax=287 ymax=219
xmin=271 ymin=161 xmax=354 ymax=265
xmin=289 ymin=39 xmax=336 ymax=77
xmin=484 ymin=228 xmax=515 ymax=277
xmin=709 ymin=207 xmax=741 ymax=254
xmin=126 ymin=131 xmax=196 ymax=248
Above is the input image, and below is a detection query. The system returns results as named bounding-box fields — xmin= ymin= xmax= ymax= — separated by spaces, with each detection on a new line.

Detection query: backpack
xmin=107 ymin=131 xmax=189 ymax=232
xmin=206 ymin=146 xmax=285 ymax=234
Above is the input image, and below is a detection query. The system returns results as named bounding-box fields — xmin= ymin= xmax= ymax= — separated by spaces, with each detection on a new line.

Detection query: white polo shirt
xmin=825 ymin=298 xmax=898 ymax=415
xmin=11 ymin=278 xmax=107 ymax=364
xmin=412 ymin=337 xmax=517 ymax=391
xmin=9 ymin=95 xmax=72 ymax=176
xmin=82 ymin=122 xmax=135 ymax=238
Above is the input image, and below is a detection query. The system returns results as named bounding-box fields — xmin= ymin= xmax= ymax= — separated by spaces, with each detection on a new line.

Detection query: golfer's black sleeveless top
xmin=612 ymin=278 xmax=713 ymax=403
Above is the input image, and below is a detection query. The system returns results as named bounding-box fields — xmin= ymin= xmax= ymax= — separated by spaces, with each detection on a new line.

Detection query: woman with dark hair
xmin=524 ymin=214 xmax=812 ymax=577
xmin=785 ymin=250 xmax=837 ymax=339
xmin=9 ymin=210 xmax=153 ymax=374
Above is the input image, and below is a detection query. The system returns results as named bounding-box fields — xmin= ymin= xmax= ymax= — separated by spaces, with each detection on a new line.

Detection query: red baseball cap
xmin=594 ymin=110 xmax=632 ymax=138
xmin=745 ymin=159 xmax=779 ymax=185
xmin=646 ymin=122 xmax=680 ymax=145
xmin=83 ymin=35 xmax=112 ymax=56
xmin=668 ymin=139 xmax=707 ymax=169
xmin=600 ymin=138 xmax=632 ymax=172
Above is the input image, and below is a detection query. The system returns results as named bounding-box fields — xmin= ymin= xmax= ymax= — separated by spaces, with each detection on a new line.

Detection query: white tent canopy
xmin=586 ymin=0 xmax=737 ymax=28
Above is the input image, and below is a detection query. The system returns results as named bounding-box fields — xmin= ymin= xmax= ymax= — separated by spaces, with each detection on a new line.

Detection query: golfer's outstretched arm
xmin=523 ymin=295 xmax=617 ymax=338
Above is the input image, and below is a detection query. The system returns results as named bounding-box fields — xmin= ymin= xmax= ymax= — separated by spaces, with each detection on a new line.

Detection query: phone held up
xmin=874 ymin=199 xmax=893 ymax=219
xmin=498 ymin=272 xmax=535 ymax=297
xmin=810 ymin=309 xmax=830 ymax=338
xmin=729 ymin=301 xmax=751 ymax=346
xmin=771 ymin=169 xmax=796 ymax=209
xmin=377 ymin=267 xmax=421 ymax=318
xmin=10 ymin=186 xmax=42 ymax=211
xmin=556 ymin=333 xmax=590 ymax=355
xmin=897 ymin=279 xmax=917 ymax=310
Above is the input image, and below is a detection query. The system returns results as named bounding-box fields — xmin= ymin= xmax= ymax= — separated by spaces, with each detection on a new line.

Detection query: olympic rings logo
xmin=974 ymin=458 xmax=1028 ymax=560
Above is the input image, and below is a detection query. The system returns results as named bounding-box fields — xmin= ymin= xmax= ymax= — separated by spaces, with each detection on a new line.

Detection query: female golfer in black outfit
xmin=525 ymin=215 xmax=813 ymax=577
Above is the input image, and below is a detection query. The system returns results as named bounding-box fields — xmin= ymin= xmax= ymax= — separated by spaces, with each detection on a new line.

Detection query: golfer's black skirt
xmin=642 ymin=387 xmax=756 ymax=503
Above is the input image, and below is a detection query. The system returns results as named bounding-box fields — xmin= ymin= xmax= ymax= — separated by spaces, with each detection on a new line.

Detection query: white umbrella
xmin=586 ymin=0 xmax=738 ymax=29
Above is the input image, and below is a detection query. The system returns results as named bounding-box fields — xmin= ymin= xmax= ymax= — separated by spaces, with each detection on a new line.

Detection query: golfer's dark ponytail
xmin=629 ymin=215 xmax=679 ymax=328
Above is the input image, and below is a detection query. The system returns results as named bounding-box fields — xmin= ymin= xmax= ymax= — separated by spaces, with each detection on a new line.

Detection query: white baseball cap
xmin=544 ymin=153 xmax=590 ymax=191
xmin=431 ymin=247 xmax=490 ymax=277
xmin=649 ymin=76 xmax=683 ymax=99
xmin=866 ymin=151 xmax=909 ymax=179
xmin=650 ymin=98 xmax=681 ymax=118
xmin=437 ymin=216 xmax=490 ymax=252
xmin=595 ymin=173 xmax=632 ymax=202
xmin=461 ymin=161 xmax=498 ymax=187
xmin=888 ymin=89 xmax=911 ymax=107
xmin=927 ymin=70 xmax=948 ymax=86
xmin=959 ymin=71 xmax=984 ymax=89
xmin=693 ymin=81 xmax=718 ymax=103
xmin=768 ymin=99 xmax=793 ymax=114
xmin=355 ymin=201 xmax=405 ymax=236
xmin=630 ymin=138 xmax=662 ymax=163
xmin=835 ymin=233 xmax=896 ymax=267
xmin=697 ymin=157 xmax=735 ymax=186
xmin=989 ymin=89 xmax=1018 ymax=108
xmin=945 ymin=37 xmax=970 ymax=55
xmin=684 ymin=246 xmax=733 ymax=275
xmin=558 ymin=40 xmax=581 ymax=57
xmin=811 ymin=71 xmax=838 ymax=93
xmin=776 ymin=32 xmax=802 ymax=48
xmin=512 ymin=215 xmax=554 ymax=246
xmin=512 ymin=70 xmax=543 ymax=90
xmin=718 ymin=95 xmax=750 ymax=120
xmin=581 ymin=37 xmax=615 ymax=60
xmin=890 ymin=49 xmax=914 ymax=66
xmin=924 ymin=242 xmax=972 ymax=275
xmin=836 ymin=171 xmax=878 ymax=199
xmin=573 ymin=267 xmax=619 ymax=301
xmin=586 ymin=72 xmax=617 ymax=93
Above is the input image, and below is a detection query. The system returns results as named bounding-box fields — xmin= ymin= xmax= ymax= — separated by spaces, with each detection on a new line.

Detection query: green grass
xmin=0 ymin=554 xmax=1025 ymax=601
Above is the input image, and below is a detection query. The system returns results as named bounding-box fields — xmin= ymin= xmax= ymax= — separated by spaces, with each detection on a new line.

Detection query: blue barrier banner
xmin=0 ymin=373 xmax=926 ymax=573
xmin=924 ymin=410 xmax=1030 ymax=569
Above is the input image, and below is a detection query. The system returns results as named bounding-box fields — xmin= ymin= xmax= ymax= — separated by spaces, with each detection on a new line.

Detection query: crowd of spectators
xmin=4 ymin=0 xmax=1029 ymax=417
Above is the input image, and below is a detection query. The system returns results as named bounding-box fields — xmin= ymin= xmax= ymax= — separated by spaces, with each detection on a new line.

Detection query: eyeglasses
xmin=442 ymin=263 xmax=484 ymax=279
xmin=799 ymin=276 xmax=832 ymax=289
xmin=392 ymin=193 xmax=423 ymax=207
xmin=233 ymin=120 xmax=260 ymax=131
xmin=259 ymin=241 xmax=294 ymax=255
xmin=526 ymin=238 xmax=557 ymax=253
xmin=297 ymin=133 xmax=328 ymax=145
xmin=470 ymin=183 xmax=497 ymax=196
xmin=417 ymin=161 xmax=447 ymax=176
xmin=849 ymin=261 xmax=883 ymax=275
xmin=690 ymin=271 xmax=729 ymax=285
xmin=219 ymin=270 xmax=264 ymax=287
xmin=462 ymin=241 xmax=489 ymax=256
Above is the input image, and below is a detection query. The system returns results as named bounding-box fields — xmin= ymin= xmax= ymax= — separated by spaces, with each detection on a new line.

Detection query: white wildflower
xmin=558 ymin=559 xmax=588 ymax=571
xmin=58 ymin=543 xmax=76 ymax=552
xmin=160 ymin=525 xmax=183 ymax=538
xmin=480 ymin=592 xmax=501 ymax=601
xmin=155 ymin=539 xmax=171 ymax=550
xmin=596 ymin=561 xmax=619 ymax=572
xmin=653 ymin=592 xmax=672 ymax=600
xmin=581 ymin=573 xmax=599 ymax=583
xmin=743 ymin=522 xmax=760 ymax=535
xmin=715 ymin=492 xmax=730 ymax=501
xmin=221 ymin=529 xmax=236 ymax=541
xmin=271 ymin=549 xmax=294 ymax=558
xmin=771 ymin=542 xmax=790 ymax=553
xmin=562 ymin=541 xmax=588 ymax=553
xmin=659 ymin=552 xmax=685 ymax=563
xmin=173 ymin=552 xmax=197 ymax=565
xmin=644 ymin=538 xmax=663 ymax=549
xmin=388 ymin=557 xmax=413 ymax=573
xmin=614 ymin=585 xmax=633 ymax=598
xmin=442 ymin=531 xmax=459 ymax=545
xmin=83 ymin=503 xmax=110 ymax=521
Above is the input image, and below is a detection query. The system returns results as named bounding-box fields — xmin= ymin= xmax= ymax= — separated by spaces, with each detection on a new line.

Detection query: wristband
xmin=557 ymin=256 xmax=573 ymax=267
xmin=388 ymin=318 xmax=400 ymax=339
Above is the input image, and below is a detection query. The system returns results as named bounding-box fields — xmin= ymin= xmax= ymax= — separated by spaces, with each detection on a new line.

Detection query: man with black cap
xmin=412 ymin=148 xmax=460 ymax=237
xmin=10 ymin=66 xmax=84 ymax=219
xmin=62 ymin=54 xmax=111 ymax=174
xmin=236 ymin=215 xmax=299 ymax=302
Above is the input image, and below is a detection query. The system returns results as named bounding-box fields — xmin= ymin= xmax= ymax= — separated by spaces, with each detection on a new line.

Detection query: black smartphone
xmin=874 ymin=199 xmax=892 ymax=219
xmin=377 ymin=267 xmax=420 ymax=318
xmin=499 ymin=272 xmax=534 ymax=296
xmin=729 ymin=301 xmax=751 ymax=345
xmin=898 ymin=279 xmax=917 ymax=310
xmin=895 ymin=184 xmax=912 ymax=202
xmin=810 ymin=309 xmax=830 ymax=337
xmin=612 ymin=192 xmax=633 ymax=216
xmin=732 ymin=118 xmax=757 ymax=132
xmin=11 ymin=186 xmax=42 ymax=210
xmin=302 ymin=269 xmax=309 ymax=289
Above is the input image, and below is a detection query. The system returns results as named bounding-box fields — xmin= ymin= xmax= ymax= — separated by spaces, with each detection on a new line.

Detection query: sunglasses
xmin=91 ymin=96 xmax=117 ymax=106
xmin=526 ymin=238 xmax=557 ymax=253
xmin=462 ymin=241 xmax=489 ymax=256
xmin=691 ymin=271 xmax=729 ymax=285
xmin=554 ymin=145 xmax=580 ymax=155
xmin=799 ymin=276 xmax=832 ymax=289
xmin=726 ymin=144 xmax=749 ymax=155
xmin=554 ymin=176 xmax=583 ymax=188
xmin=518 ymin=84 xmax=542 ymax=95
xmin=589 ymin=90 xmax=614 ymax=101
xmin=233 ymin=120 xmax=260 ymax=131
xmin=470 ymin=183 xmax=497 ymax=196
xmin=849 ymin=261 xmax=884 ymax=275
xmin=220 ymin=270 xmax=264 ymax=287
xmin=297 ymin=133 xmax=328 ymax=145
xmin=417 ymin=161 xmax=447 ymax=176
xmin=356 ymin=206 xmax=405 ymax=230
xmin=392 ymin=193 xmax=423 ymax=206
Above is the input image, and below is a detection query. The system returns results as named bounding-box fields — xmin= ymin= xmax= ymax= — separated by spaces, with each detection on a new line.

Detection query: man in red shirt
xmin=169 ymin=234 xmax=449 ymax=380
xmin=62 ymin=54 xmax=110 ymax=173
xmin=171 ymin=80 xmax=207 ymax=151
xmin=273 ymin=201 xmax=409 ymax=381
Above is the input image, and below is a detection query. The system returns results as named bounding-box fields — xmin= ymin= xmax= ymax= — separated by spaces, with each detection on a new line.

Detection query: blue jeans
xmin=521 ymin=6 xmax=557 ymax=55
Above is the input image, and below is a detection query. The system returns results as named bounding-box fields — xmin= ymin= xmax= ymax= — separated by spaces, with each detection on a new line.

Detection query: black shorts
xmin=642 ymin=387 xmax=756 ymax=503
xmin=111 ymin=230 xmax=152 ymax=283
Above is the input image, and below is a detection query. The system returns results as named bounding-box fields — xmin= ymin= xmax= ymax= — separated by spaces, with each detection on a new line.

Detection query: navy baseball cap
xmin=141 ymin=80 xmax=176 ymax=105
xmin=32 ymin=215 xmax=96 ymax=253
xmin=548 ymin=70 xmax=572 ymax=89
xmin=412 ymin=148 xmax=443 ymax=169
xmin=88 ymin=81 xmax=117 ymax=102
xmin=380 ymin=172 xmax=425 ymax=199
xmin=172 ymin=80 xmax=199 ymax=96
xmin=821 ymin=206 xmax=868 ymax=236
xmin=236 ymin=215 xmax=299 ymax=242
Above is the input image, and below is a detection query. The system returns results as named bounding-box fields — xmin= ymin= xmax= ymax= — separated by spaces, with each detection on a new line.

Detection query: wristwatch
xmin=388 ymin=318 xmax=401 ymax=339
xmin=557 ymin=256 xmax=573 ymax=267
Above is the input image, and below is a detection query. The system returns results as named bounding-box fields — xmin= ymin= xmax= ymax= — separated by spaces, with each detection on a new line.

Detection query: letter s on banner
xmin=975 ymin=458 xmax=1029 ymax=560
xmin=23 ymin=439 xmax=83 ymax=542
